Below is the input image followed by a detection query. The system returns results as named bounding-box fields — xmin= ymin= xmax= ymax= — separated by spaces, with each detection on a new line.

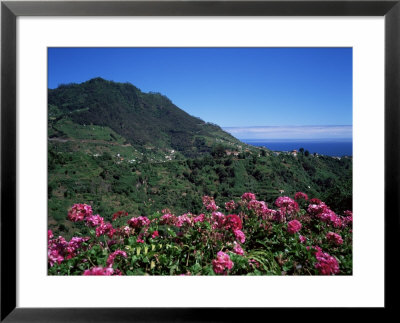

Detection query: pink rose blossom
xmin=287 ymin=220 xmax=302 ymax=234
xmin=106 ymin=249 xmax=127 ymax=267
xmin=83 ymin=266 xmax=114 ymax=276
xmin=314 ymin=249 xmax=340 ymax=275
xmin=127 ymin=216 xmax=150 ymax=228
xmin=241 ymin=192 xmax=256 ymax=201
xmin=294 ymin=192 xmax=308 ymax=201
xmin=233 ymin=229 xmax=246 ymax=243
xmin=67 ymin=203 xmax=93 ymax=222
xmin=225 ymin=200 xmax=236 ymax=211
xmin=85 ymin=214 xmax=104 ymax=227
xmin=193 ymin=213 xmax=205 ymax=223
xmin=95 ymin=222 xmax=116 ymax=238
xmin=212 ymin=251 xmax=234 ymax=274
xmin=326 ymin=232 xmax=343 ymax=245
xmin=233 ymin=242 xmax=244 ymax=256
xmin=225 ymin=214 xmax=242 ymax=231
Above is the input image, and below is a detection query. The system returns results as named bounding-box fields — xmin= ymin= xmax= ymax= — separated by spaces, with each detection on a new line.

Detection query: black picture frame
xmin=1 ymin=0 xmax=399 ymax=321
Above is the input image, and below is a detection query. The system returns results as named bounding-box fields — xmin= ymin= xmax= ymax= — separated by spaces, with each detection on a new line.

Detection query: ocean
xmin=241 ymin=140 xmax=352 ymax=157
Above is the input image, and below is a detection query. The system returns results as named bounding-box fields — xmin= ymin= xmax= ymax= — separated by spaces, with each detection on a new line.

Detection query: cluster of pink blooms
xmin=106 ymin=249 xmax=127 ymax=267
xmin=307 ymin=201 xmax=346 ymax=228
xmin=193 ymin=213 xmax=205 ymax=223
xmin=202 ymin=195 xmax=219 ymax=211
xmin=83 ymin=266 xmax=115 ymax=276
xmin=212 ymin=251 xmax=234 ymax=274
xmin=247 ymin=199 xmax=269 ymax=216
xmin=311 ymin=246 xmax=340 ymax=275
xmin=294 ymin=192 xmax=308 ymax=201
xmin=225 ymin=200 xmax=237 ymax=211
xmin=175 ymin=213 xmax=193 ymax=227
xmin=68 ymin=203 xmax=93 ymax=222
xmin=48 ymin=230 xmax=89 ymax=266
xmin=211 ymin=211 xmax=226 ymax=229
xmin=275 ymin=196 xmax=299 ymax=218
xmin=233 ymin=242 xmax=244 ymax=255
xmin=287 ymin=219 xmax=302 ymax=234
xmin=343 ymin=210 xmax=353 ymax=226
xmin=233 ymin=229 xmax=246 ymax=243
xmin=241 ymin=192 xmax=256 ymax=201
xmin=95 ymin=222 xmax=116 ymax=238
xmin=160 ymin=212 xmax=175 ymax=225
xmin=299 ymin=235 xmax=307 ymax=243
xmin=225 ymin=214 xmax=242 ymax=231
xmin=127 ymin=216 xmax=151 ymax=229
xmin=52 ymin=191 xmax=350 ymax=276
xmin=326 ymin=232 xmax=343 ymax=245
xmin=85 ymin=214 xmax=104 ymax=227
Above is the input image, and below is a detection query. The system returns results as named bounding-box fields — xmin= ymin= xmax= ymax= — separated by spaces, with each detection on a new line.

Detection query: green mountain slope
xmin=48 ymin=77 xmax=243 ymax=159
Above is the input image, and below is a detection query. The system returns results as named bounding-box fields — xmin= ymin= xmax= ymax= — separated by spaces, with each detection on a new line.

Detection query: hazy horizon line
xmin=223 ymin=125 xmax=352 ymax=140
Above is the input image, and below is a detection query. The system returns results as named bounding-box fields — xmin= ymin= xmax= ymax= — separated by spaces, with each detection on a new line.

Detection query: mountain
xmin=48 ymin=77 xmax=244 ymax=159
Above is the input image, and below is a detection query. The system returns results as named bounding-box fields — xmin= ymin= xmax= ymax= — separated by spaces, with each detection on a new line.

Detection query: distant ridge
xmin=48 ymin=77 xmax=242 ymax=158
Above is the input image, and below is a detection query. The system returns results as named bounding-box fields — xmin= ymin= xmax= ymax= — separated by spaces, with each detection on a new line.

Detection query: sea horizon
xmin=241 ymin=139 xmax=353 ymax=157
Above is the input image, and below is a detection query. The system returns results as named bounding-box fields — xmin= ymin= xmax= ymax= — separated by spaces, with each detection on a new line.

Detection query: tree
xmin=305 ymin=150 xmax=310 ymax=157
xmin=211 ymin=144 xmax=225 ymax=158
xmin=299 ymin=148 xmax=304 ymax=154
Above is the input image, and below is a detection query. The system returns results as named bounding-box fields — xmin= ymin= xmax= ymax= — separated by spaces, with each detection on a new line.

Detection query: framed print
xmin=1 ymin=0 xmax=399 ymax=321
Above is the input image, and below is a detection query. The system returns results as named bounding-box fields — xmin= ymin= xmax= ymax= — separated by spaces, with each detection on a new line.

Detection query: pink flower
xmin=225 ymin=214 xmax=242 ymax=231
xmin=294 ymin=192 xmax=308 ymax=201
xmin=241 ymin=192 xmax=256 ymax=201
xmin=212 ymin=251 xmax=234 ymax=274
xmin=151 ymin=230 xmax=159 ymax=239
xmin=275 ymin=196 xmax=299 ymax=217
xmin=48 ymin=249 xmax=64 ymax=267
xmin=202 ymin=196 xmax=219 ymax=211
xmin=48 ymin=230 xmax=53 ymax=240
xmin=106 ymin=249 xmax=127 ymax=267
xmin=247 ymin=200 xmax=269 ymax=217
xmin=95 ymin=222 xmax=116 ymax=238
xmin=67 ymin=203 xmax=93 ymax=222
xmin=175 ymin=213 xmax=192 ymax=227
xmin=307 ymin=202 xmax=328 ymax=217
xmin=326 ymin=232 xmax=343 ymax=245
xmin=122 ymin=225 xmax=131 ymax=236
xmin=66 ymin=236 xmax=89 ymax=257
xmin=160 ymin=213 xmax=175 ymax=225
xmin=309 ymin=198 xmax=322 ymax=205
xmin=225 ymin=200 xmax=237 ymax=211
xmin=127 ymin=216 xmax=150 ymax=229
xmin=112 ymin=210 xmax=128 ymax=221
xmin=233 ymin=229 xmax=246 ymax=243
xmin=85 ymin=214 xmax=104 ymax=227
xmin=287 ymin=220 xmax=302 ymax=234
xmin=211 ymin=211 xmax=226 ymax=229
xmin=299 ymin=235 xmax=307 ymax=243
xmin=314 ymin=249 xmax=340 ymax=275
xmin=83 ymin=266 xmax=114 ymax=276
xmin=233 ymin=242 xmax=244 ymax=255
xmin=193 ymin=213 xmax=205 ymax=223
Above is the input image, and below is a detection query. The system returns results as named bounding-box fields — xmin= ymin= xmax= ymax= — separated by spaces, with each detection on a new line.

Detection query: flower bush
xmin=48 ymin=193 xmax=352 ymax=276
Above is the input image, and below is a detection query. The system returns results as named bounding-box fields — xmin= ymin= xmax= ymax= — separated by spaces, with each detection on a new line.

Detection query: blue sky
xmin=48 ymin=47 xmax=352 ymax=140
